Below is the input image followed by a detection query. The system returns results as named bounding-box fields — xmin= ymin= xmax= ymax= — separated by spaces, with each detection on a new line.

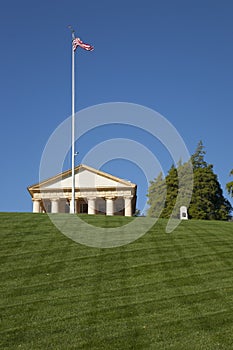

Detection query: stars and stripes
xmin=72 ymin=37 xmax=94 ymax=52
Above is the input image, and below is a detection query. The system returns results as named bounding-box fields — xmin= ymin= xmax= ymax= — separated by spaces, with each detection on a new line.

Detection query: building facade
xmin=28 ymin=164 xmax=137 ymax=216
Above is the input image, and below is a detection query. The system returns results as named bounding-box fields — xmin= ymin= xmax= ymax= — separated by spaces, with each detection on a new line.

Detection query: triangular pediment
xmin=28 ymin=164 xmax=136 ymax=195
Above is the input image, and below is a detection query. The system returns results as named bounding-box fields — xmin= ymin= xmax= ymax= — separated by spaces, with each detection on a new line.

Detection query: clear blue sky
xmin=0 ymin=0 xmax=232 ymax=213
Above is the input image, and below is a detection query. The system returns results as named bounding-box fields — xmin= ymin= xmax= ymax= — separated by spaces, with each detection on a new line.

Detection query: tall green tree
xmin=147 ymin=163 xmax=190 ymax=219
xmin=226 ymin=169 xmax=233 ymax=197
xmin=162 ymin=165 xmax=178 ymax=218
xmin=189 ymin=142 xmax=232 ymax=220
xmin=189 ymin=165 xmax=231 ymax=220
xmin=191 ymin=140 xmax=207 ymax=169
xmin=147 ymin=141 xmax=232 ymax=220
xmin=147 ymin=172 xmax=166 ymax=217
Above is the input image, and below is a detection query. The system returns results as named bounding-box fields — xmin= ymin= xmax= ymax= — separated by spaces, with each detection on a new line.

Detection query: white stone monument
xmin=180 ymin=206 xmax=188 ymax=220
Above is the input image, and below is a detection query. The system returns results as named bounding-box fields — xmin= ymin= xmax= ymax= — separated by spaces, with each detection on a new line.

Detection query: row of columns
xmin=33 ymin=198 xmax=60 ymax=213
xmin=86 ymin=196 xmax=133 ymax=216
xmin=32 ymin=196 xmax=133 ymax=216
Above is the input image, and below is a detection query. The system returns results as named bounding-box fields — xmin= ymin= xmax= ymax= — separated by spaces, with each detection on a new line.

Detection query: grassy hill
xmin=0 ymin=213 xmax=233 ymax=349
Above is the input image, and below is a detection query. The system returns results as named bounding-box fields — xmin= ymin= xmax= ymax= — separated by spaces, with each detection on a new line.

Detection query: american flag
xmin=72 ymin=37 xmax=94 ymax=52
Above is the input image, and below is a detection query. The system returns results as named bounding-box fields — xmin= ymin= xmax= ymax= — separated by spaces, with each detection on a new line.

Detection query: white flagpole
xmin=70 ymin=27 xmax=76 ymax=214
xmin=68 ymin=26 xmax=93 ymax=214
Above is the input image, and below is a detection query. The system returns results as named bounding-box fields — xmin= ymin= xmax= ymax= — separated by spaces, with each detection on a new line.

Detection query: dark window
xmin=80 ymin=203 xmax=88 ymax=213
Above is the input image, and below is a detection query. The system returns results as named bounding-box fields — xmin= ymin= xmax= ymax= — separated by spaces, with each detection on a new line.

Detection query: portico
xmin=28 ymin=164 xmax=137 ymax=216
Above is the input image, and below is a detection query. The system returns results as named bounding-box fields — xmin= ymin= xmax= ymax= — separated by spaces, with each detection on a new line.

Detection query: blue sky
xmin=0 ymin=0 xmax=232 ymax=213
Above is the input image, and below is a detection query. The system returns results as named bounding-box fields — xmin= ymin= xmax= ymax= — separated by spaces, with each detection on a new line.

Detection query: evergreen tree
xmin=147 ymin=172 xmax=166 ymax=217
xmin=189 ymin=165 xmax=231 ymax=220
xmin=147 ymin=141 xmax=232 ymax=220
xmin=226 ymin=169 xmax=233 ymax=197
xmin=191 ymin=140 xmax=207 ymax=169
xmin=147 ymin=163 xmax=192 ymax=219
xmin=162 ymin=165 xmax=178 ymax=218
xmin=189 ymin=142 xmax=231 ymax=220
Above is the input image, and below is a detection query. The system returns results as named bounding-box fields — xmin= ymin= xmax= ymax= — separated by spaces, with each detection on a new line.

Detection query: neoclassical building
xmin=28 ymin=164 xmax=137 ymax=216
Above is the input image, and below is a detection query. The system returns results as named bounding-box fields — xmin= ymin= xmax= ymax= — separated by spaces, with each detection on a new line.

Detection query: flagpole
xmin=68 ymin=26 xmax=93 ymax=214
xmin=70 ymin=28 xmax=75 ymax=214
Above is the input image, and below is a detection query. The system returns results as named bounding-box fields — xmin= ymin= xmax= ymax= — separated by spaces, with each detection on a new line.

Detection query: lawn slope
xmin=0 ymin=213 xmax=233 ymax=349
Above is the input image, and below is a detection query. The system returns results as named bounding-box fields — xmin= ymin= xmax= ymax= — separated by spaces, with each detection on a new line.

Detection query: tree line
xmin=147 ymin=141 xmax=233 ymax=220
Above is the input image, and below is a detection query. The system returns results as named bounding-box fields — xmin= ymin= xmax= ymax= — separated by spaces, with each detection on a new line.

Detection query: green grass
xmin=0 ymin=213 xmax=233 ymax=349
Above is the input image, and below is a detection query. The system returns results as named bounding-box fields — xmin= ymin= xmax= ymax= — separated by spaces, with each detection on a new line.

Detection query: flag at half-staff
xmin=72 ymin=37 xmax=94 ymax=52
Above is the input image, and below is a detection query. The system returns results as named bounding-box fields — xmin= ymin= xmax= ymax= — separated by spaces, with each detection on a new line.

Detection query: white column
xmin=106 ymin=197 xmax=114 ymax=216
xmin=33 ymin=199 xmax=41 ymax=213
xmin=124 ymin=196 xmax=133 ymax=217
xmin=87 ymin=197 xmax=96 ymax=215
xmin=51 ymin=199 xmax=59 ymax=213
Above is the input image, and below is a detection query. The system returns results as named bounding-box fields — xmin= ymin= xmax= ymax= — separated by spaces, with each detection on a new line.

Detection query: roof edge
xmin=28 ymin=164 xmax=137 ymax=192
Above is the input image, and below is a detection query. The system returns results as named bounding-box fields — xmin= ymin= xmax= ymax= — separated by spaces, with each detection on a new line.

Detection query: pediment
xmin=28 ymin=164 xmax=136 ymax=194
